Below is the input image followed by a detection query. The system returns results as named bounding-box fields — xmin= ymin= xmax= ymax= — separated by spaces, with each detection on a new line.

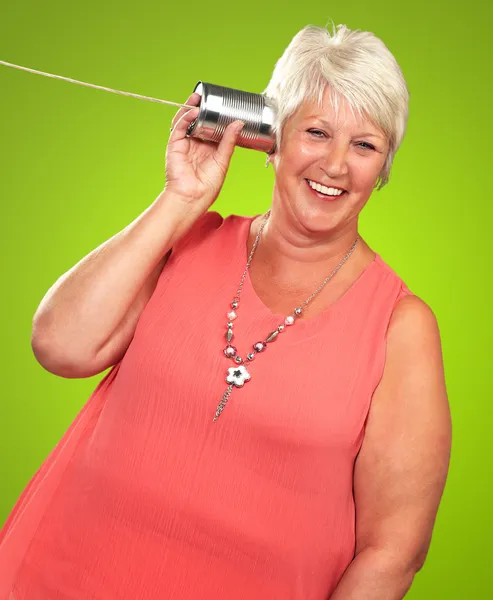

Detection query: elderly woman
xmin=0 ymin=23 xmax=450 ymax=600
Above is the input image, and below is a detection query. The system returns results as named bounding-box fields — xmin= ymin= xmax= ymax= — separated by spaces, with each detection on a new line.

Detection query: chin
xmin=293 ymin=205 xmax=341 ymax=229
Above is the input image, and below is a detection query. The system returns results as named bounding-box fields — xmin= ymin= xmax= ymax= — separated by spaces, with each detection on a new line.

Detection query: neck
xmin=252 ymin=209 xmax=368 ymax=281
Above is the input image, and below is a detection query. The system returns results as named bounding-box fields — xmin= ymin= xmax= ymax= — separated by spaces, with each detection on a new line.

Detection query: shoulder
xmin=368 ymin=283 xmax=449 ymax=460
xmin=384 ymin=295 xmax=444 ymax=388
xmin=389 ymin=294 xmax=440 ymax=342
xmin=373 ymin=253 xmax=414 ymax=297
xmin=376 ymin=253 xmax=440 ymax=340
xmin=183 ymin=210 xmax=253 ymax=244
xmin=371 ymin=253 xmax=441 ymax=348
xmin=185 ymin=210 xmax=248 ymax=234
xmin=170 ymin=211 xmax=249 ymax=259
xmin=195 ymin=209 xmax=225 ymax=229
xmin=373 ymin=254 xmax=438 ymax=334
xmin=171 ymin=210 xmax=225 ymax=256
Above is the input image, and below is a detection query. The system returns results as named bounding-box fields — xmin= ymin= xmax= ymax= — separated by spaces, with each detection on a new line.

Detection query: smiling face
xmin=269 ymin=86 xmax=389 ymax=235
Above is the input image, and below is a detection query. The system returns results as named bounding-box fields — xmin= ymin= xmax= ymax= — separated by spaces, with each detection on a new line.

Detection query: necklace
xmin=214 ymin=209 xmax=359 ymax=422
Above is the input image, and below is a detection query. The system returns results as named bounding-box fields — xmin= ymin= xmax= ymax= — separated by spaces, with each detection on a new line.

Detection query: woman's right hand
xmin=164 ymin=92 xmax=245 ymax=211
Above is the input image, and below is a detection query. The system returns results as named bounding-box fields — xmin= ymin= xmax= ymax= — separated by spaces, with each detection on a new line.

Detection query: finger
xmin=170 ymin=92 xmax=201 ymax=130
xmin=215 ymin=120 xmax=245 ymax=167
xmin=171 ymin=92 xmax=200 ymax=128
xmin=170 ymin=106 xmax=200 ymax=140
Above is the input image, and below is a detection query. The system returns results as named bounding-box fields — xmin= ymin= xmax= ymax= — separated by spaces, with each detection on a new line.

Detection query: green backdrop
xmin=1 ymin=0 xmax=491 ymax=596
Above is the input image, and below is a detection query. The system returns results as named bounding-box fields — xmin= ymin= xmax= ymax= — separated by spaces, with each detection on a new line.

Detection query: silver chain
xmin=234 ymin=209 xmax=359 ymax=307
xmin=213 ymin=209 xmax=360 ymax=422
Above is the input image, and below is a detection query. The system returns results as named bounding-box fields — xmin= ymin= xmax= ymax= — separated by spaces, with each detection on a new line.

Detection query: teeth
xmin=307 ymin=179 xmax=344 ymax=196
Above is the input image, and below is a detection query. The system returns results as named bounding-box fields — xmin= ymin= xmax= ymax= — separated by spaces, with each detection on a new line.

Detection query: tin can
xmin=186 ymin=81 xmax=277 ymax=153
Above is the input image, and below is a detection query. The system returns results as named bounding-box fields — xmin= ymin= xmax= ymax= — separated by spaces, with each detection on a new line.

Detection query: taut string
xmin=0 ymin=60 xmax=196 ymax=109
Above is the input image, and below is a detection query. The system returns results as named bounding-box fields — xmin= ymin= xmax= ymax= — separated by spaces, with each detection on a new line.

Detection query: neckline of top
xmin=235 ymin=213 xmax=381 ymax=330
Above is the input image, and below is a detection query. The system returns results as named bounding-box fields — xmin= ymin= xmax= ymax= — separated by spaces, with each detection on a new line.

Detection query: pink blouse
xmin=0 ymin=211 xmax=413 ymax=600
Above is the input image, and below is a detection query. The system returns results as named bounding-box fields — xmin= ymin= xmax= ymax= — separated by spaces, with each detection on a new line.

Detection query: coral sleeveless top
xmin=0 ymin=211 xmax=413 ymax=600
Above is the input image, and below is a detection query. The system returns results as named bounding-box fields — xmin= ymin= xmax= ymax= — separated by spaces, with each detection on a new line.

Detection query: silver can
xmin=186 ymin=81 xmax=277 ymax=153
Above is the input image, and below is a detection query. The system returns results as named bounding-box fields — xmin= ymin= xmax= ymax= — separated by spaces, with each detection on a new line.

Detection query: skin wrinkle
xmin=304 ymin=115 xmax=387 ymax=143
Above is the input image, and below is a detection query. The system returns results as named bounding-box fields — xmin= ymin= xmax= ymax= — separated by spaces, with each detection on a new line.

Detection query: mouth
xmin=304 ymin=178 xmax=348 ymax=201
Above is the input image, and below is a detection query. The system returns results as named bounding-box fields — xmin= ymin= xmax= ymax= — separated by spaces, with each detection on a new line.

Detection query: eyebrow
xmin=304 ymin=116 xmax=386 ymax=140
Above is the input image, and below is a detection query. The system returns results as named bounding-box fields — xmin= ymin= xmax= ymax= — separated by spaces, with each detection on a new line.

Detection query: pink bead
xmin=227 ymin=311 xmax=237 ymax=321
xmin=285 ymin=316 xmax=295 ymax=326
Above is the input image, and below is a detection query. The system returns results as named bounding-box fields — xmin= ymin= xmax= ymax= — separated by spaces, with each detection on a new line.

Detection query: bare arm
xmin=31 ymin=191 xmax=201 ymax=378
xmin=31 ymin=93 xmax=244 ymax=379
xmin=330 ymin=295 xmax=452 ymax=599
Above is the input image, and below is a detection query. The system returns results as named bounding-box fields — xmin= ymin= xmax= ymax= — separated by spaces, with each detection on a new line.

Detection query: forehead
xmin=294 ymin=87 xmax=379 ymax=134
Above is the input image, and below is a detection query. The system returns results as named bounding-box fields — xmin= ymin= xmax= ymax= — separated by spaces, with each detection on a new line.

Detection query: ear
xmin=265 ymin=149 xmax=278 ymax=169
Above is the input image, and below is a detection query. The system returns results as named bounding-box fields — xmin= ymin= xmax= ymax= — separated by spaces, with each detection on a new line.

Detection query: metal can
xmin=186 ymin=81 xmax=277 ymax=153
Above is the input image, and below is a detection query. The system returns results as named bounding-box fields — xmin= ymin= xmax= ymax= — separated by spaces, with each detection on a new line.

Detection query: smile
xmin=305 ymin=179 xmax=347 ymax=200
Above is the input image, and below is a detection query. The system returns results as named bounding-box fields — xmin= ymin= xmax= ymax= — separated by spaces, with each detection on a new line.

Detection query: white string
xmin=0 ymin=60 xmax=196 ymax=109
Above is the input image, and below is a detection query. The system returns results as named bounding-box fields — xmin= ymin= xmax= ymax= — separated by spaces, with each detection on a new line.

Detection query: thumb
xmin=215 ymin=120 xmax=245 ymax=167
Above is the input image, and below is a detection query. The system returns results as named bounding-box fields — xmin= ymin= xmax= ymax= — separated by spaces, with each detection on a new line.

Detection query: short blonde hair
xmin=262 ymin=22 xmax=410 ymax=190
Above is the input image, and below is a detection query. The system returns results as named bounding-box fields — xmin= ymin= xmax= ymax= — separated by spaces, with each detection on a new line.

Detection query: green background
xmin=1 ymin=1 xmax=491 ymax=596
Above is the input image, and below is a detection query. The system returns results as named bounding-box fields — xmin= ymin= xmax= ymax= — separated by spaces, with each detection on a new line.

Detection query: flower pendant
xmin=226 ymin=365 xmax=251 ymax=387
xmin=213 ymin=365 xmax=251 ymax=422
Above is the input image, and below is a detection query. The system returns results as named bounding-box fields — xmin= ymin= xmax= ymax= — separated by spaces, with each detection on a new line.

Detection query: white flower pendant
xmin=213 ymin=365 xmax=251 ymax=422
xmin=226 ymin=365 xmax=251 ymax=387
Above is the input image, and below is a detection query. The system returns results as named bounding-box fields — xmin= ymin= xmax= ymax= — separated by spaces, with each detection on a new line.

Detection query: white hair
xmin=262 ymin=22 xmax=410 ymax=190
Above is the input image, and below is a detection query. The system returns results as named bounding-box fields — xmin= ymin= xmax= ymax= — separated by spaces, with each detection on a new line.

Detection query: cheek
xmin=276 ymin=152 xmax=308 ymax=176
xmin=349 ymin=159 xmax=383 ymax=187
xmin=277 ymin=138 xmax=318 ymax=171
xmin=295 ymin=140 xmax=317 ymax=161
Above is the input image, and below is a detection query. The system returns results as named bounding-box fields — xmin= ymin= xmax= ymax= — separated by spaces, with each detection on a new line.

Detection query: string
xmin=0 ymin=60 xmax=197 ymax=109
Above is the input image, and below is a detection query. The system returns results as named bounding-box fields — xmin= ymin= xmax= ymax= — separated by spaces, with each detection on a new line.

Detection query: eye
xmin=307 ymin=129 xmax=327 ymax=138
xmin=357 ymin=141 xmax=376 ymax=151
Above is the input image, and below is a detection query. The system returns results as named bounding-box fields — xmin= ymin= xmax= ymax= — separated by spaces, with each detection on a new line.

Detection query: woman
xmin=0 ymin=23 xmax=451 ymax=600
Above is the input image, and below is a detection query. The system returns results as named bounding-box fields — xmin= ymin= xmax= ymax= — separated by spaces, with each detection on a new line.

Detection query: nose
xmin=320 ymin=142 xmax=349 ymax=178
